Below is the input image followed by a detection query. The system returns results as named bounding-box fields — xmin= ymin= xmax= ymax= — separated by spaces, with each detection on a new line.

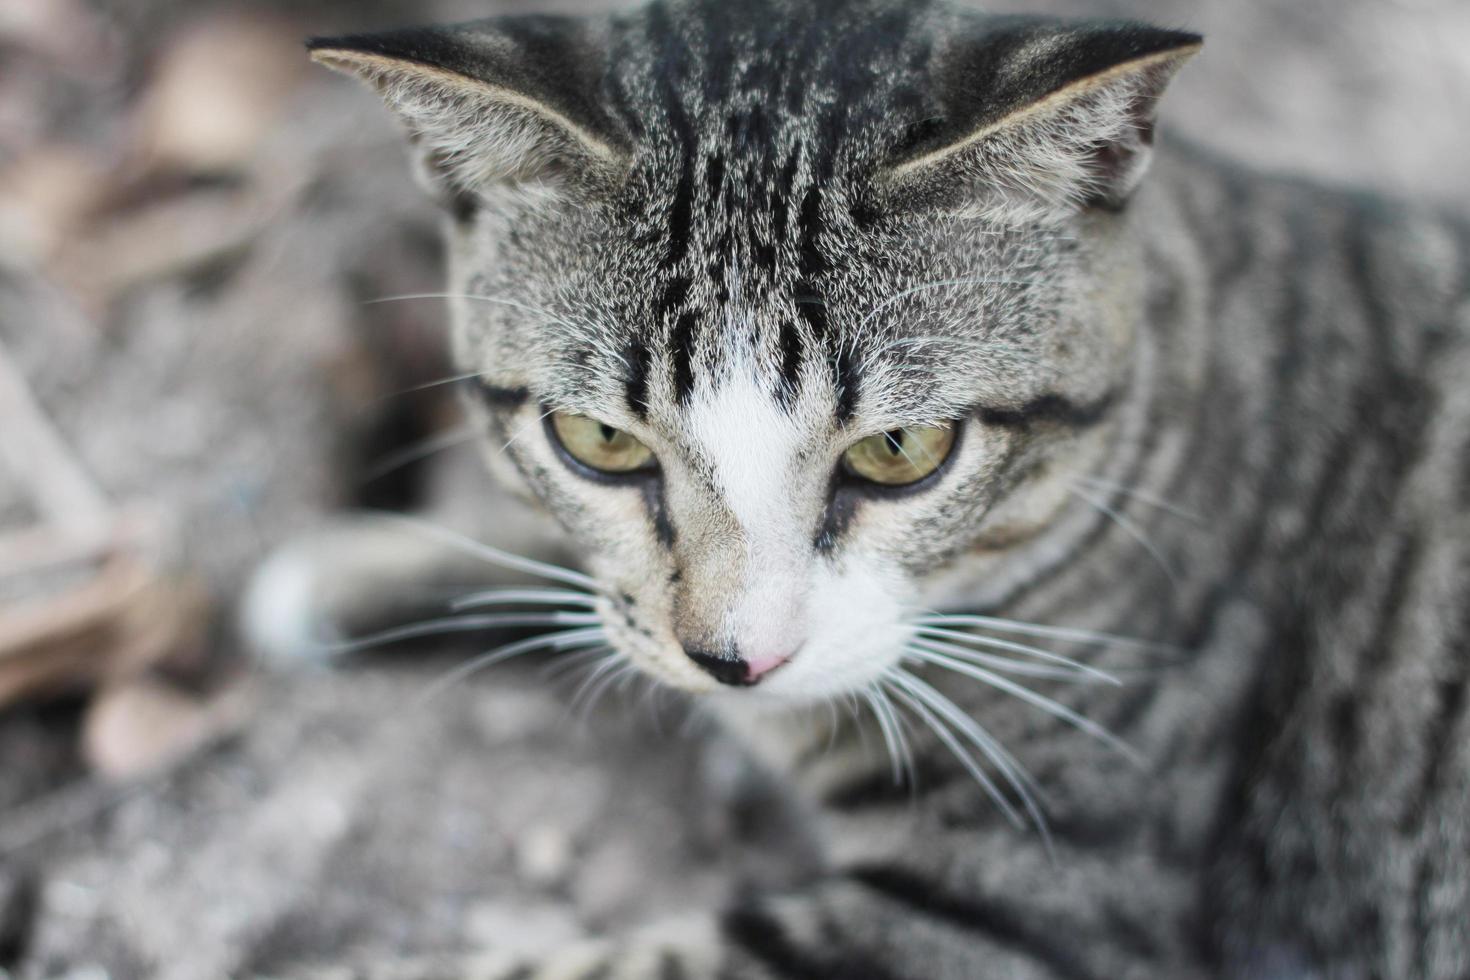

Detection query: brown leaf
xmin=134 ymin=13 xmax=307 ymax=178
xmin=81 ymin=676 xmax=253 ymax=781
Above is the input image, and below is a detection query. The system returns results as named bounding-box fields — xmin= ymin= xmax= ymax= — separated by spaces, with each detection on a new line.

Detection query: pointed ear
xmin=307 ymin=17 xmax=630 ymax=203
xmin=878 ymin=20 xmax=1201 ymax=222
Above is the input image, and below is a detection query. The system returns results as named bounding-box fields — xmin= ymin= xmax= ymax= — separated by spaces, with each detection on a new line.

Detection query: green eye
xmin=550 ymin=412 xmax=655 ymax=474
xmin=842 ymin=424 xmax=956 ymax=486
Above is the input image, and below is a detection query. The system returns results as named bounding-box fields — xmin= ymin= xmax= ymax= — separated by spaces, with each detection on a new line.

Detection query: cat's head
xmin=311 ymin=1 xmax=1198 ymax=705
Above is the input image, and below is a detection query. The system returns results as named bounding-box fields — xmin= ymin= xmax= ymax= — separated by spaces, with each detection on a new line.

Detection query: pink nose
xmin=743 ymin=650 xmax=794 ymax=682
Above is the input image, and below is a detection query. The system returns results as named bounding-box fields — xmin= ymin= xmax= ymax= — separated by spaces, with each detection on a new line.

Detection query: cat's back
xmin=1136 ymin=146 xmax=1470 ymax=977
xmin=1155 ymin=142 xmax=1470 ymax=466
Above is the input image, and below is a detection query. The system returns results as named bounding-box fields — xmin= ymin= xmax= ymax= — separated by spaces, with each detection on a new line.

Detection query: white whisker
xmin=373 ymin=513 xmax=604 ymax=593
xmin=569 ymin=652 xmax=631 ymax=718
xmin=907 ymin=648 xmax=1142 ymax=766
xmin=861 ymin=685 xmax=906 ymax=786
xmin=413 ymin=626 xmax=609 ymax=707
xmin=887 ymin=670 xmax=1047 ymax=803
xmin=450 ymin=588 xmax=598 ymax=612
xmin=886 ymin=669 xmax=1051 ymax=852
xmin=325 ymin=611 xmax=599 ymax=655
xmin=911 ymin=637 xmax=1110 ymax=685
xmin=1073 ymin=475 xmax=1205 ymax=526
xmin=871 ymin=683 xmax=916 ymax=787
xmin=1068 ymin=484 xmax=1179 ymax=586
xmin=883 ymin=672 xmax=1026 ymax=831
xmin=503 ymin=409 xmax=556 ymax=453
xmin=540 ymin=644 xmax=615 ymax=681
xmin=912 ymin=627 xmax=1122 ymax=685
xmin=373 ymin=370 xmax=483 ymax=404
xmin=360 ymin=427 xmax=477 ymax=484
xmin=872 ymin=683 xmax=916 ymax=789
xmin=914 ymin=612 xmax=1178 ymax=655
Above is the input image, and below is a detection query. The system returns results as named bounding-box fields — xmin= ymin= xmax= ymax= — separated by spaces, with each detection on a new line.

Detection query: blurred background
xmin=0 ymin=0 xmax=1466 ymax=976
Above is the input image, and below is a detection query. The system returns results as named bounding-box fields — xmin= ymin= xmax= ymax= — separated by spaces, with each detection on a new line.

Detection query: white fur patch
xmin=683 ymin=365 xmax=909 ymax=703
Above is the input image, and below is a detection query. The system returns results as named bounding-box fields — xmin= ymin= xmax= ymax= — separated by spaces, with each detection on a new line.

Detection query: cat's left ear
xmin=879 ymin=19 xmax=1201 ymax=221
xmin=308 ymin=17 xmax=629 ymax=203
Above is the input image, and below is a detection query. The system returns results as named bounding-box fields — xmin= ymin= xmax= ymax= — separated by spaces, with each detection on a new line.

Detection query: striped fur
xmin=305 ymin=2 xmax=1470 ymax=977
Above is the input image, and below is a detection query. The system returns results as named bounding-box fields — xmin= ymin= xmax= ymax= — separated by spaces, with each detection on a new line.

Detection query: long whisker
xmin=871 ymin=682 xmax=916 ymax=789
xmin=861 ymin=685 xmax=906 ymax=786
xmin=568 ymin=650 xmax=628 ymax=716
xmin=450 ymin=588 xmax=599 ymax=612
xmin=886 ymin=669 xmax=1051 ymax=851
xmin=574 ymin=657 xmax=638 ymax=720
xmin=883 ymin=672 xmax=1025 ymax=831
xmin=413 ymin=626 xmax=609 ymax=707
xmin=325 ymin=611 xmax=600 ymax=655
xmin=907 ymin=648 xmax=1142 ymax=766
xmin=1073 ymin=475 xmax=1205 ymax=526
xmin=914 ymin=612 xmax=1178 ymax=655
xmin=503 ymin=408 xmax=556 ymax=453
xmin=372 ymin=513 xmax=604 ymax=594
xmin=887 ymin=670 xmax=1047 ymax=805
xmin=540 ymin=644 xmax=616 ymax=681
xmin=910 ymin=637 xmax=1113 ymax=686
xmin=911 ymin=628 xmax=1122 ymax=685
xmin=360 ymin=426 xmax=478 ymax=484
xmin=1068 ymin=484 xmax=1179 ymax=586
xmin=372 ymin=370 xmax=483 ymax=405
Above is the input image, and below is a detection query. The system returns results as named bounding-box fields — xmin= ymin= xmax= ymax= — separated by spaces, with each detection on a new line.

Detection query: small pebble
xmin=515 ymin=825 xmax=574 ymax=889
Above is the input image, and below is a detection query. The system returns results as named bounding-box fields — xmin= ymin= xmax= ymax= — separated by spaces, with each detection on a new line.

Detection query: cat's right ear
xmin=307 ymin=18 xmax=629 ymax=204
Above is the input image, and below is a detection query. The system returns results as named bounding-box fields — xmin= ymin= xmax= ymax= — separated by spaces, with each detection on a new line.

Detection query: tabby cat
xmin=291 ymin=0 xmax=1470 ymax=976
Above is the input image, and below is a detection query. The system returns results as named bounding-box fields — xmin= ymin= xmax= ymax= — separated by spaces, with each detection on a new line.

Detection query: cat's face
xmin=312 ymin=0 xmax=1196 ymax=704
xmin=452 ymin=175 xmax=1132 ymax=704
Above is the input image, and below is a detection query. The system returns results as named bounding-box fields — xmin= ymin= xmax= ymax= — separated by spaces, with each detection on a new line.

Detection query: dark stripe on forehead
xmin=704 ymin=153 xmax=726 ymax=211
xmin=776 ymin=319 xmax=802 ymax=405
xmin=794 ymin=285 xmax=827 ymax=337
xmin=671 ymin=310 xmax=698 ymax=404
xmin=658 ymin=274 xmax=691 ymax=320
xmin=646 ymin=2 xmax=697 ymax=267
xmin=797 ymin=188 xmax=828 ymax=280
xmin=770 ymin=147 xmax=800 ymax=243
xmin=834 ymin=345 xmax=860 ymax=423
xmin=624 ymin=340 xmax=652 ymax=416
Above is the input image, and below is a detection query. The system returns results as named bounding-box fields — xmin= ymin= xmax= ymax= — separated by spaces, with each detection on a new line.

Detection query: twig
xmin=0 ymin=336 xmax=111 ymax=542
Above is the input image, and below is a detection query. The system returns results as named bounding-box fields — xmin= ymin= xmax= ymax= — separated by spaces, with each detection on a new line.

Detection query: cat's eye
xmin=842 ymin=424 xmax=956 ymax=486
xmin=550 ymin=411 xmax=655 ymax=474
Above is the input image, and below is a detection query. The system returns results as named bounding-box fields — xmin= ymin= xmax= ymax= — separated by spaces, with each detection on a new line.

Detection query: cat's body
xmin=273 ymin=1 xmax=1470 ymax=976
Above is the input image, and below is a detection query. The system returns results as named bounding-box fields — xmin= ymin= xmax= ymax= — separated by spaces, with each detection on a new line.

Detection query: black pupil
xmin=884 ymin=430 xmax=905 ymax=456
xmin=599 ymin=424 xmax=618 ymax=444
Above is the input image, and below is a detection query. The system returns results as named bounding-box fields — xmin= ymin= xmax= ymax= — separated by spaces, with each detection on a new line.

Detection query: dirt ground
xmin=1 ymin=0 xmax=1466 ymax=976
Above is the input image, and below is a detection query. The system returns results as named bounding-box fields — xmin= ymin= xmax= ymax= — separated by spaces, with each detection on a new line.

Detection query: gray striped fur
xmin=302 ymin=1 xmax=1470 ymax=977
